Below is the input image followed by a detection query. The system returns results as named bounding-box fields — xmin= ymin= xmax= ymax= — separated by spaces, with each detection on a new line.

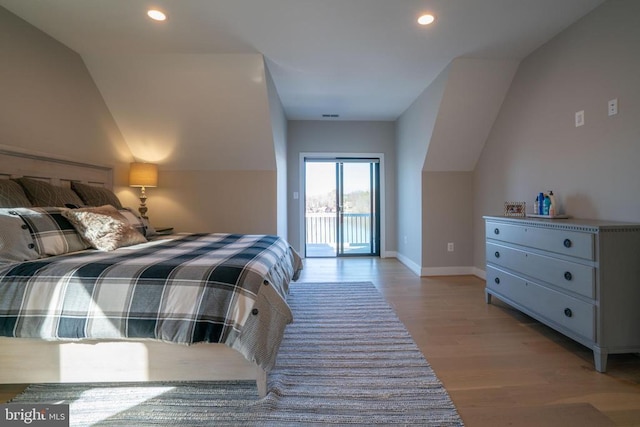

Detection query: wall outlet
xmin=575 ymin=110 xmax=584 ymax=127
xmin=608 ymin=99 xmax=618 ymax=116
xmin=447 ymin=242 xmax=454 ymax=252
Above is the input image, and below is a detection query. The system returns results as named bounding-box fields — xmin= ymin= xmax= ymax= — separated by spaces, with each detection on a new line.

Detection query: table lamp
xmin=129 ymin=162 xmax=158 ymax=219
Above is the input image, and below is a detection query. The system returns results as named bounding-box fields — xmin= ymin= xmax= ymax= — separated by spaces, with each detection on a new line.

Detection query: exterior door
xmin=305 ymin=158 xmax=380 ymax=257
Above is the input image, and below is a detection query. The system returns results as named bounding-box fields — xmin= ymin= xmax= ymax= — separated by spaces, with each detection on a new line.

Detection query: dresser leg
xmin=485 ymin=290 xmax=492 ymax=304
xmin=593 ymin=347 xmax=608 ymax=373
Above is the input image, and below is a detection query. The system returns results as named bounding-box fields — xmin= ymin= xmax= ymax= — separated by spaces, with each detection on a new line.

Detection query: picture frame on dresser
xmin=484 ymin=215 xmax=640 ymax=373
xmin=504 ymin=202 xmax=526 ymax=217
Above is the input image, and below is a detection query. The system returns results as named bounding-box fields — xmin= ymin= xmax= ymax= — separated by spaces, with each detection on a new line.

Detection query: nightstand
xmin=154 ymin=227 xmax=174 ymax=236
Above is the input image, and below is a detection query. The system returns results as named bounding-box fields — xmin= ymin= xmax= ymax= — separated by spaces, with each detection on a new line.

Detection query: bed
xmin=0 ymin=146 xmax=302 ymax=397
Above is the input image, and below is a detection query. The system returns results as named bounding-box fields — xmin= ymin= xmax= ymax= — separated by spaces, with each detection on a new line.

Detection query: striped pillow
xmin=12 ymin=207 xmax=90 ymax=257
xmin=71 ymin=182 xmax=123 ymax=209
xmin=16 ymin=177 xmax=84 ymax=207
xmin=0 ymin=180 xmax=32 ymax=208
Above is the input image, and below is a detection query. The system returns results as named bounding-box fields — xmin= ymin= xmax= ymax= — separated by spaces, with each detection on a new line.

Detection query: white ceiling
xmin=1 ymin=0 xmax=605 ymax=121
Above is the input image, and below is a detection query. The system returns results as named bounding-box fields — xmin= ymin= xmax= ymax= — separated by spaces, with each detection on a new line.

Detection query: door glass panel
xmin=339 ymin=162 xmax=373 ymax=255
xmin=305 ymin=162 xmax=337 ymax=257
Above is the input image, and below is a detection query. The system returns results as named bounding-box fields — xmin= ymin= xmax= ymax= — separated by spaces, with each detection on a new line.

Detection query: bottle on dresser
xmin=538 ymin=192 xmax=545 ymax=215
xmin=548 ymin=191 xmax=557 ymax=216
xmin=543 ymin=194 xmax=551 ymax=215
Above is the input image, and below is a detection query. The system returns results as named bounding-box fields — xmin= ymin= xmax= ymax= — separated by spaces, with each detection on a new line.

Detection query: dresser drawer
xmin=486 ymin=266 xmax=595 ymax=341
xmin=486 ymin=221 xmax=594 ymax=260
xmin=487 ymin=243 xmax=595 ymax=299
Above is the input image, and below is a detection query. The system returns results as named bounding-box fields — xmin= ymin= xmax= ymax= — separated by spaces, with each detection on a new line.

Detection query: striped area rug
xmin=12 ymin=282 xmax=463 ymax=426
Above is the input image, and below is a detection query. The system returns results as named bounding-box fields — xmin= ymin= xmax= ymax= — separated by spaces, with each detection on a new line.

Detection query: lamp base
xmin=138 ymin=187 xmax=149 ymax=219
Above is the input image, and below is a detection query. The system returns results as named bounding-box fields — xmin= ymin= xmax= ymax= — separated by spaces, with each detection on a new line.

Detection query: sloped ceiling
xmin=0 ymin=0 xmax=606 ymax=174
xmin=424 ymin=58 xmax=520 ymax=172
xmin=83 ymin=53 xmax=276 ymax=170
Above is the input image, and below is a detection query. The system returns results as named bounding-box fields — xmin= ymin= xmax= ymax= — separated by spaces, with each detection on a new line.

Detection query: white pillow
xmin=118 ymin=208 xmax=156 ymax=237
xmin=0 ymin=209 xmax=39 ymax=265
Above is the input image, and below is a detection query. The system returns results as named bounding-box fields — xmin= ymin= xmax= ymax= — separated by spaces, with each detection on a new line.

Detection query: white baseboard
xmin=394 ymin=254 xmax=487 ymax=279
xmin=472 ymin=267 xmax=486 ymax=280
xmin=381 ymin=251 xmax=397 ymax=259
xmin=395 ymin=253 xmax=421 ymax=276
xmin=420 ymin=266 xmax=477 ymax=276
xmin=421 ymin=266 xmax=487 ymax=278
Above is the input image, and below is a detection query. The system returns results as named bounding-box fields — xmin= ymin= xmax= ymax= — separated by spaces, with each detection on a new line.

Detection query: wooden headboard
xmin=0 ymin=145 xmax=113 ymax=189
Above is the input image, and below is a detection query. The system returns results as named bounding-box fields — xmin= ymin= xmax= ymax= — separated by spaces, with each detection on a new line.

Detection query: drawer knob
xmin=564 ymin=271 xmax=573 ymax=281
xmin=564 ymin=308 xmax=573 ymax=318
xmin=494 ymin=277 xmax=500 ymax=285
xmin=494 ymin=228 xmax=500 ymax=235
xmin=563 ymin=238 xmax=572 ymax=248
xmin=494 ymin=251 xmax=500 ymax=258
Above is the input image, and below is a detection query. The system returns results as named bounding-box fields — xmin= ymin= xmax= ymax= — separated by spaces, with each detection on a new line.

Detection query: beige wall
xmin=395 ymin=65 xmax=449 ymax=271
xmin=0 ymin=7 xmax=283 ymax=236
xmin=0 ymin=7 xmax=132 ymax=187
xmin=422 ymin=171 xmax=473 ymax=273
xmin=473 ymin=0 xmax=640 ymax=270
xmin=287 ymin=120 xmax=396 ymax=255
xmin=85 ymin=53 xmax=283 ymax=233
xmin=265 ymin=63 xmax=288 ymax=240
xmin=414 ymin=59 xmax=516 ymax=274
xmin=148 ymin=170 xmax=277 ymax=235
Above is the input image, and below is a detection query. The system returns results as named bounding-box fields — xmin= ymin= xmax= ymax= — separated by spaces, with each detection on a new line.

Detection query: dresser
xmin=484 ymin=215 xmax=640 ymax=372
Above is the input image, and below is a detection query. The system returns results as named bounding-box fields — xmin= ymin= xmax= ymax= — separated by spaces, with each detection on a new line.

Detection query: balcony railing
xmin=305 ymin=213 xmax=371 ymax=245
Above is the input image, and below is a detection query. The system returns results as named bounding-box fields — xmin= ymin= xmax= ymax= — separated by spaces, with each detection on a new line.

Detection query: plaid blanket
xmin=0 ymin=233 xmax=302 ymax=371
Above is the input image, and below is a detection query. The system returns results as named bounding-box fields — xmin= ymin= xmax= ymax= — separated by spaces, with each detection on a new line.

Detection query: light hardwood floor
xmin=296 ymin=257 xmax=640 ymax=427
xmin=2 ymin=257 xmax=639 ymax=426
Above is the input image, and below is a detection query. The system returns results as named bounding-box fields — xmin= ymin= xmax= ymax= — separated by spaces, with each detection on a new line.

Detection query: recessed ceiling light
xmin=417 ymin=14 xmax=435 ymax=26
xmin=147 ymin=9 xmax=166 ymax=21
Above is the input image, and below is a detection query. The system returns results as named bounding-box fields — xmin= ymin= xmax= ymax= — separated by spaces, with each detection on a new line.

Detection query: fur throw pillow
xmin=62 ymin=205 xmax=147 ymax=251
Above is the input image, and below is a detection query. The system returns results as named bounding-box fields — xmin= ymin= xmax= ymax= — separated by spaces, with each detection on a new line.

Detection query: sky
xmin=305 ymin=162 xmax=371 ymax=197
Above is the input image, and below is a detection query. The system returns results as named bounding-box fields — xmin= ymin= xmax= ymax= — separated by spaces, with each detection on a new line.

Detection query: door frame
xmin=299 ymin=152 xmax=386 ymax=258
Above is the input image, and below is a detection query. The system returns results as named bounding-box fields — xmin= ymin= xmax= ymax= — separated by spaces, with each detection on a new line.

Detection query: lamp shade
xmin=129 ymin=162 xmax=158 ymax=187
